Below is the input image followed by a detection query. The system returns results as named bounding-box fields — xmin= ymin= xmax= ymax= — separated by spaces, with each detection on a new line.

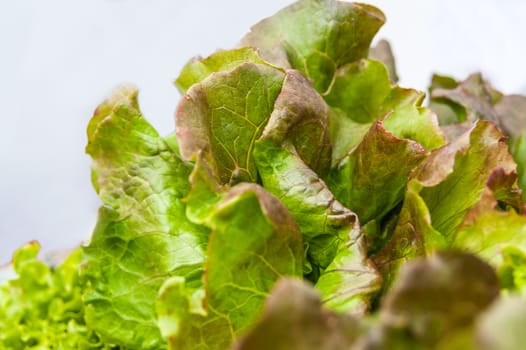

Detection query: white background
xmin=1 ymin=0 xmax=525 ymax=263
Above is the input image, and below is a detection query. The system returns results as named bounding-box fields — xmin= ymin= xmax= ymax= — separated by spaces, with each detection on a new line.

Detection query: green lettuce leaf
xmin=254 ymin=138 xmax=381 ymax=311
xmin=252 ymin=71 xmax=381 ymax=310
xmin=370 ymin=182 xmax=446 ymax=290
xmin=314 ymin=228 xmax=382 ymax=314
xmin=176 ymin=62 xmax=285 ymax=185
xmin=0 ymin=243 xmax=112 ymax=349
xmin=176 ymin=52 xmax=342 ymax=286
xmin=326 ymin=59 xmax=444 ymax=161
xmin=413 ymin=121 xmax=516 ymax=239
xmin=252 ymin=71 xmax=338 ymax=267
xmin=324 ymin=59 xmax=443 ymax=234
xmin=498 ymin=247 xmax=526 ymax=293
xmin=232 ymin=278 xmax=360 ymax=350
xmin=240 ymin=0 xmax=385 ymax=93
xmin=259 ymin=69 xmax=332 ymax=177
xmin=84 ymin=85 xmax=209 ymax=349
xmin=372 ymin=121 xmax=516 ymax=287
xmin=157 ymin=184 xmax=303 ymax=350
xmin=328 ymin=120 xmax=429 ymax=224
xmin=175 ymin=47 xmax=269 ymax=93
xmin=453 ymin=181 xmax=526 ymax=290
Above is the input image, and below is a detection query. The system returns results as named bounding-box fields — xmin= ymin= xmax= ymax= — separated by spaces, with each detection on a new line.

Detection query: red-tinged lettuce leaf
xmin=240 ymin=0 xmax=385 ymax=93
xmin=320 ymin=59 xmax=446 ymax=276
xmin=369 ymin=39 xmax=398 ymax=83
xmin=413 ymin=121 xmax=516 ymax=239
xmin=429 ymin=73 xmax=526 ymax=199
xmin=261 ymin=70 xmax=332 ymax=177
xmin=380 ymin=87 xmax=444 ymax=150
xmin=156 ymin=184 xmax=303 ymax=350
xmin=232 ymin=279 xmax=361 ymax=350
xmin=252 ymin=71 xmax=381 ymax=310
xmin=453 ymin=182 xmax=526 ymax=290
xmin=252 ymin=69 xmax=337 ymax=266
xmin=164 ymin=131 xmax=182 ymax=157
xmin=325 ymin=60 xmax=444 ymax=229
xmin=430 ymin=73 xmax=503 ymax=124
xmin=328 ymin=120 xmax=429 ymax=224
xmin=495 ymin=95 xmax=526 ymax=200
xmin=358 ymin=252 xmax=499 ymax=349
xmin=254 ymin=138 xmax=381 ymax=311
xmin=325 ymin=59 xmax=444 ymax=163
xmin=372 ymin=121 xmax=517 ymax=289
xmin=175 ymin=47 xmax=269 ymax=93
xmin=176 ymin=62 xmax=285 ymax=185
xmin=253 ymin=129 xmax=344 ymax=271
xmin=178 ymin=56 xmax=339 ymax=285
xmin=494 ymin=95 xmax=526 ymax=141
xmin=84 ymin=86 xmax=209 ymax=349
xmin=427 ymin=74 xmax=464 ymax=126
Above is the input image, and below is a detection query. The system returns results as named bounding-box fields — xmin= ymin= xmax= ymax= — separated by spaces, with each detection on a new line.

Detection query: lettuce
xmin=2 ymin=0 xmax=526 ymax=348
xmin=0 ymin=243 xmax=114 ymax=349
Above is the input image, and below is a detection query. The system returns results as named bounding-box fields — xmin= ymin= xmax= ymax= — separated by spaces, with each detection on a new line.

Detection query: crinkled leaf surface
xmin=0 ymin=243 xmax=112 ymax=349
xmin=429 ymin=73 xmax=526 ymax=199
xmin=252 ymin=69 xmax=381 ymax=310
xmin=414 ymin=121 xmax=516 ymax=239
xmin=175 ymin=47 xmax=269 ymax=93
xmin=232 ymin=278 xmax=360 ymax=350
xmin=240 ymin=0 xmax=385 ymax=93
xmin=328 ymin=120 xmax=429 ymax=224
xmin=253 ymin=123 xmax=349 ymax=274
xmin=176 ymin=62 xmax=285 ymax=185
xmin=254 ymin=139 xmax=381 ymax=311
xmin=184 ymin=152 xmax=225 ymax=224
xmin=325 ymin=59 xmax=444 ymax=160
xmin=157 ymin=184 xmax=303 ymax=350
xmin=84 ymin=86 xmax=208 ymax=349
xmin=325 ymin=60 xmax=443 ymax=232
xmin=372 ymin=121 xmax=516 ymax=288
xmin=251 ymin=70 xmax=343 ymax=274
xmin=325 ymin=59 xmax=392 ymax=125
xmin=454 ymin=185 xmax=526 ymax=289
xmin=260 ymin=69 xmax=332 ymax=177
xmin=314 ymin=229 xmax=382 ymax=314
